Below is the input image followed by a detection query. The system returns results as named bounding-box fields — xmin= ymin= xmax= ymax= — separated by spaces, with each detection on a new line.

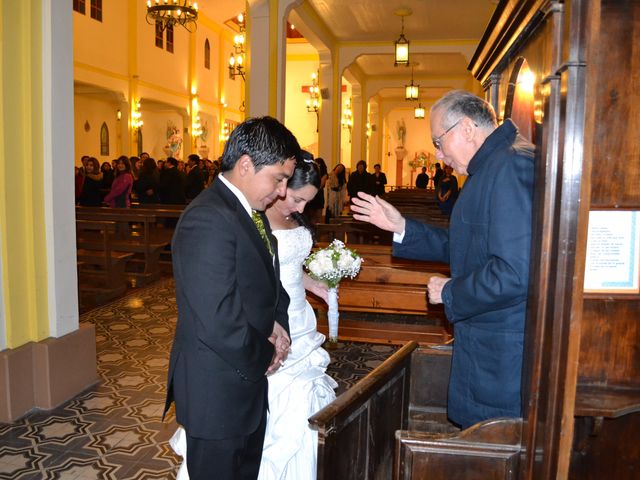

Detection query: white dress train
xmin=171 ymin=226 xmax=337 ymax=480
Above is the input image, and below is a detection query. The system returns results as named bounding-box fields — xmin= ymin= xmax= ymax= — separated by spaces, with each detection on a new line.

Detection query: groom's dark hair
xmin=220 ymin=116 xmax=300 ymax=173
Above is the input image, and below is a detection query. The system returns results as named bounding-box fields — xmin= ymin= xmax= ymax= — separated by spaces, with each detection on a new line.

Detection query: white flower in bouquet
xmin=304 ymin=239 xmax=362 ymax=288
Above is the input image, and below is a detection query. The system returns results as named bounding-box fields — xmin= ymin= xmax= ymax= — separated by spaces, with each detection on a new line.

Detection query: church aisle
xmin=0 ymin=279 xmax=398 ymax=479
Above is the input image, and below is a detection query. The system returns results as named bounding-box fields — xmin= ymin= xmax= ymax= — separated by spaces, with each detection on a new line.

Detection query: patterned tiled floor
xmin=0 ymin=278 xmax=398 ymax=479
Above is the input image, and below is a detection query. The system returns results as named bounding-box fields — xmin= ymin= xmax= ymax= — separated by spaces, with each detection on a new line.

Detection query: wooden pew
xmin=76 ymin=220 xmax=134 ymax=301
xmin=311 ymin=342 xmax=418 ymax=480
xmin=311 ymin=343 xmax=523 ymax=480
xmin=76 ymin=207 xmax=174 ymax=285
xmin=394 ymin=349 xmax=522 ymax=479
xmin=130 ymin=205 xmax=185 ymax=272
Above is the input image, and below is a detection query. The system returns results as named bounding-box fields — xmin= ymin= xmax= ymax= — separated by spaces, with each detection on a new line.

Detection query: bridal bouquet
xmin=305 ymin=240 xmax=362 ymax=342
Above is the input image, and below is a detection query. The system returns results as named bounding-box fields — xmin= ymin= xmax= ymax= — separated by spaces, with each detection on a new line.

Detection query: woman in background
xmin=304 ymin=156 xmax=328 ymax=224
xmin=436 ymin=165 xmax=458 ymax=217
xmin=104 ymin=155 xmax=134 ymax=208
xmin=134 ymin=157 xmax=160 ymax=204
xmin=78 ymin=157 xmax=103 ymax=207
xmin=326 ymin=163 xmax=346 ymax=221
xmin=100 ymin=161 xmax=114 ymax=190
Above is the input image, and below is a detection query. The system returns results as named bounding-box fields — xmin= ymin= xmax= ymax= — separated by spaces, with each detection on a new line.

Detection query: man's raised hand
xmin=350 ymin=192 xmax=406 ymax=234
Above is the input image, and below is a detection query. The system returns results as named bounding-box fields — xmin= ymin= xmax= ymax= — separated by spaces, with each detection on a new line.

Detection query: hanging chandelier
xmin=394 ymin=9 xmax=411 ymax=67
xmin=229 ymin=12 xmax=246 ymax=81
xmin=414 ymin=103 xmax=425 ymax=119
xmin=146 ymin=1 xmax=198 ymax=33
xmin=405 ymin=66 xmax=419 ymax=101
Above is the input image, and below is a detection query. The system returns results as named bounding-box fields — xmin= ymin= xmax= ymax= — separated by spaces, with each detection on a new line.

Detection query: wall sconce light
xmin=305 ymin=71 xmax=320 ymax=113
xmin=228 ymin=12 xmax=246 ymax=81
xmin=405 ymin=66 xmax=419 ymax=101
xmin=192 ymin=115 xmax=203 ymax=141
xmin=414 ymin=103 xmax=425 ymax=119
xmin=305 ymin=71 xmax=320 ymax=132
xmin=116 ymin=109 xmax=122 ymax=121
xmin=394 ymin=10 xmax=411 ymax=67
xmin=341 ymin=97 xmax=353 ymax=143
xmin=220 ymin=121 xmax=231 ymax=142
xmin=131 ymin=101 xmax=143 ymax=130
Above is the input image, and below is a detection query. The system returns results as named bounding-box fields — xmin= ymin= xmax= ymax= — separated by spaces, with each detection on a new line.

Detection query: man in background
xmin=185 ymin=153 xmax=205 ymax=201
xmin=347 ymin=160 xmax=374 ymax=202
xmin=415 ymin=166 xmax=429 ymax=189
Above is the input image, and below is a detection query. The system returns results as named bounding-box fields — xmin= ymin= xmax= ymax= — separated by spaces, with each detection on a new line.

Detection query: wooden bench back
xmin=310 ymin=341 xmax=418 ymax=480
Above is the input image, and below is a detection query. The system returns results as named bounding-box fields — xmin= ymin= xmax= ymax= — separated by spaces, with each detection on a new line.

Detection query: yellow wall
xmin=74 ymin=0 xmax=129 ymax=76
xmin=72 ymin=6 xmax=242 ymax=161
xmin=1 ymin=0 xmax=50 ymax=348
xmin=74 ymin=96 xmax=122 ymax=162
xmin=284 ymin=54 xmax=319 ymax=154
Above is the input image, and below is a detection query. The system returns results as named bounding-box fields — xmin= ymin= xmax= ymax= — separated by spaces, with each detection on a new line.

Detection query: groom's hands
xmin=266 ymin=321 xmax=291 ymax=375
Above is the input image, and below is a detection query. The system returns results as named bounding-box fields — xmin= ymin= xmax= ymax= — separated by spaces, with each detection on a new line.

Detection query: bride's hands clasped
xmin=266 ymin=321 xmax=290 ymax=375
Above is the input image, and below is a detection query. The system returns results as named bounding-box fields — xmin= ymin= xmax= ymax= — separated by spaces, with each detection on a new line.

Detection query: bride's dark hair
xmin=289 ymin=150 xmax=321 ymax=235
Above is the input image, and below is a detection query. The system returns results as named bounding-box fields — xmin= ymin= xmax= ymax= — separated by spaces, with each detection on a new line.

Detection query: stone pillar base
xmin=0 ymin=323 xmax=98 ymax=422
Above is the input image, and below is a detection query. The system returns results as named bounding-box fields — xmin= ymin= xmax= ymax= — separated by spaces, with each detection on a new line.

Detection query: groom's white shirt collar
xmin=218 ymin=173 xmax=252 ymax=217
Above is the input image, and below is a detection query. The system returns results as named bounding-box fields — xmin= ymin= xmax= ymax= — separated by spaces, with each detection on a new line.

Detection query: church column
xmin=127 ymin=0 xmax=140 ymax=156
xmin=247 ymin=0 xmax=299 ymax=119
xmin=246 ymin=0 xmax=276 ymax=117
xmin=0 ymin=0 xmax=97 ymax=423
xmin=186 ymin=27 xmax=197 ymax=158
xmin=316 ymin=54 xmax=339 ymax=168
xmin=350 ymin=86 xmax=364 ymax=165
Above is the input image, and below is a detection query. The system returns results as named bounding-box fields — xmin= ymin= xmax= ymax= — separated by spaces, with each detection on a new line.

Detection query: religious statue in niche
xmin=164 ymin=121 xmax=183 ymax=158
xmin=396 ymin=118 xmax=406 ymax=147
xmin=394 ymin=118 xmax=408 ymax=186
xmin=198 ymin=120 xmax=210 ymax=159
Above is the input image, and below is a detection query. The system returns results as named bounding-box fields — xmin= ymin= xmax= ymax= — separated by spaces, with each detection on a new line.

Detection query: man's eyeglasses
xmin=432 ymin=119 xmax=462 ymax=151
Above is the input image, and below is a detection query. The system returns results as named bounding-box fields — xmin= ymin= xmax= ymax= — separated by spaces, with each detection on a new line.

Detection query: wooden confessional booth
xmin=309 ymin=1 xmax=640 ymax=479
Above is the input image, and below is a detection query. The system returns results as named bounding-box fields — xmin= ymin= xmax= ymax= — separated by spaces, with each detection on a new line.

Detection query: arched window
xmin=204 ymin=39 xmax=211 ymax=69
xmin=100 ymin=122 xmax=109 ymax=156
xmin=166 ymin=24 xmax=174 ymax=53
xmin=73 ymin=0 xmax=86 ymax=14
xmin=90 ymin=0 xmax=102 ymax=22
xmin=155 ymin=21 xmax=163 ymax=48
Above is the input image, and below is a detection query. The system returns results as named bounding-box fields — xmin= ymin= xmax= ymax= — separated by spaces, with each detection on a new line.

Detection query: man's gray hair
xmin=431 ymin=90 xmax=497 ymax=130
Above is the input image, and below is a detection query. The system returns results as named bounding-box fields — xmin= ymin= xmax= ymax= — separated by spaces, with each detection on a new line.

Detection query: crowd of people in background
xmin=74 ymin=153 xmax=222 ymax=208
xmin=74 ymin=151 xmax=456 ymax=219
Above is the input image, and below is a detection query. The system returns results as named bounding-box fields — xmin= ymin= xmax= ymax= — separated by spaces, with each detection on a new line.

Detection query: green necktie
xmin=251 ymin=210 xmax=274 ymax=256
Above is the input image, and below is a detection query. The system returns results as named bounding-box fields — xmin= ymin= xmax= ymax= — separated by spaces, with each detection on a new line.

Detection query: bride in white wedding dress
xmin=171 ymin=154 xmax=337 ymax=480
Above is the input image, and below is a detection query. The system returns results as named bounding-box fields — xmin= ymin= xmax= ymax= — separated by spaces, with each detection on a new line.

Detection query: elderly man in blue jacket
xmin=351 ymin=90 xmax=535 ymax=429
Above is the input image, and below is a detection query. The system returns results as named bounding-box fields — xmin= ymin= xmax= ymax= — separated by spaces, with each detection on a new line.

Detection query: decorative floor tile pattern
xmin=0 ymin=278 xmax=398 ymax=479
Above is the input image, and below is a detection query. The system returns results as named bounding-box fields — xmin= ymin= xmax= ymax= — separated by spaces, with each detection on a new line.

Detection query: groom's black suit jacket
xmin=164 ymin=179 xmax=290 ymax=440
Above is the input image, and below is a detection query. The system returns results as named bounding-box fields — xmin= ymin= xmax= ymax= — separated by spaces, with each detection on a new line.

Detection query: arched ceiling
xmin=197 ymin=0 xmax=498 ymax=100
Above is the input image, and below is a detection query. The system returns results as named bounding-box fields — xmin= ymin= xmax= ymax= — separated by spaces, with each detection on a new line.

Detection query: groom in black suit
xmin=164 ymin=116 xmax=300 ymax=479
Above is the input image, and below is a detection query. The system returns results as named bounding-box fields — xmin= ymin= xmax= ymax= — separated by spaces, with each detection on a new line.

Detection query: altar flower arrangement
xmin=409 ymin=152 xmax=429 ymax=170
xmin=305 ymin=240 xmax=362 ymax=341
